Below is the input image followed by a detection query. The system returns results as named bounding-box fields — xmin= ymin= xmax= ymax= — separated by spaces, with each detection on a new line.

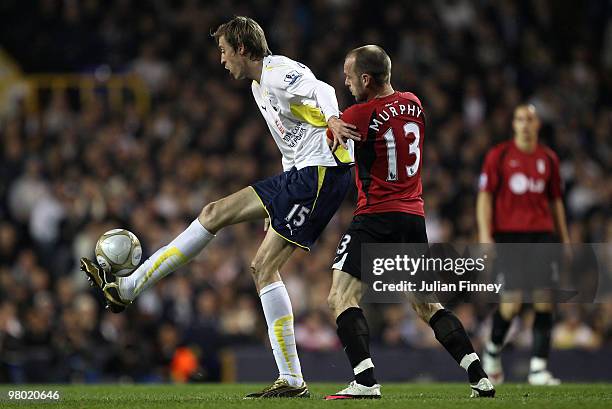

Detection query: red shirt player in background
xmin=324 ymin=45 xmax=495 ymax=400
xmin=477 ymin=104 xmax=570 ymax=386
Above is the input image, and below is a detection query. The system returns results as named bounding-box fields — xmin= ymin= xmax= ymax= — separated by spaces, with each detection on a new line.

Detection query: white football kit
xmin=251 ymin=55 xmax=354 ymax=170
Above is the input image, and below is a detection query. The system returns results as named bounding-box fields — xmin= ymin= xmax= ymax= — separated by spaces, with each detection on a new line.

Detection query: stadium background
xmin=0 ymin=0 xmax=610 ymax=383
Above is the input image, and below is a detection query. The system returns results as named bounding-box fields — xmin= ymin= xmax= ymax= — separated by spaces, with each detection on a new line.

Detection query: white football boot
xmin=80 ymin=257 xmax=129 ymax=313
xmin=324 ymin=381 xmax=381 ymax=400
xmin=528 ymin=370 xmax=561 ymax=385
xmin=470 ymin=377 xmax=496 ymax=398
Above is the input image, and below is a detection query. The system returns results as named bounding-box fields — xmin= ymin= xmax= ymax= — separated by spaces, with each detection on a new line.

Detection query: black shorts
xmin=332 ymin=212 xmax=427 ymax=280
xmin=493 ymin=232 xmax=560 ymax=291
xmin=251 ymin=165 xmax=351 ymax=250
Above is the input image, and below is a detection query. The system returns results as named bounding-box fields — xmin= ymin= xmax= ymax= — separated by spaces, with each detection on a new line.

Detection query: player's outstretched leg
xmin=81 ymin=187 xmax=266 ymax=312
xmin=244 ymin=229 xmax=309 ymax=399
xmin=482 ymin=298 xmax=521 ymax=384
xmin=527 ymin=303 xmax=560 ymax=385
xmin=413 ymin=303 xmax=495 ymax=398
xmin=325 ymin=270 xmax=381 ymax=400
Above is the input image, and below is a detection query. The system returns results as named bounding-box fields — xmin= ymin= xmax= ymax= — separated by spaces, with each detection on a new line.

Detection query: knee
xmin=533 ymin=302 xmax=553 ymax=313
xmin=250 ymin=258 xmax=262 ymax=279
xmin=199 ymin=201 xmax=220 ymax=232
xmin=328 ymin=289 xmax=358 ymax=318
xmin=327 ymin=291 xmax=339 ymax=314
xmin=499 ymin=302 xmax=521 ymax=319
xmin=250 ymin=257 xmax=275 ymax=289
xmin=413 ymin=302 xmax=443 ymax=323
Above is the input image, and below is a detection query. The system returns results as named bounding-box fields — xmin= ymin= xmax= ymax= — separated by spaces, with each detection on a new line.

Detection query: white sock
xmin=260 ymin=281 xmax=304 ymax=387
xmin=354 ymin=358 xmax=374 ymax=376
xmin=118 ymin=219 xmax=214 ymax=301
xmin=460 ymin=352 xmax=480 ymax=371
xmin=486 ymin=340 xmax=502 ymax=354
xmin=530 ymin=357 xmax=547 ymax=372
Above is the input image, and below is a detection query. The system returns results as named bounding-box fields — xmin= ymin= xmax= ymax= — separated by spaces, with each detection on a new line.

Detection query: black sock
xmin=336 ymin=307 xmax=377 ymax=387
xmin=532 ymin=311 xmax=553 ymax=359
xmin=491 ymin=309 xmax=512 ymax=347
xmin=429 ymin=309 xmax=487 ymax=384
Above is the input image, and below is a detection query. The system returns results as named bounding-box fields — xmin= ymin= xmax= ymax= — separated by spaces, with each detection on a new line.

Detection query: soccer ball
xmin=95 ymin=229 xmax=142 ymax=277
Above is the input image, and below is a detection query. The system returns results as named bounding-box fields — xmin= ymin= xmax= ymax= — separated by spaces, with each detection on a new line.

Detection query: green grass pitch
xmin=1 ymin=383 xmax=611 ymax=408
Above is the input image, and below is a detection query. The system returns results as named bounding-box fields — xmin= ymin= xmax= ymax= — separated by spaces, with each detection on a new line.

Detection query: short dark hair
xmin=212 ymin=16 xmax=271 ymax=60
xmin=514 ymin=103 xmax=538 ymax=116
xmin=347 ymin=45 xmax=392 ymax=86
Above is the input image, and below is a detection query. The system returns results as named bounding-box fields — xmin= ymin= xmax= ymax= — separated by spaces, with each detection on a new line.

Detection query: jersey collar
xmin=257 ymin=55 xmax=273 ymax=85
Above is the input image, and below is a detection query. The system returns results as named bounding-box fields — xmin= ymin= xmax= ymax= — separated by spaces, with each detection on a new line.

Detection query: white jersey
xmin=252 ymin=55 xmax=354 ymax=171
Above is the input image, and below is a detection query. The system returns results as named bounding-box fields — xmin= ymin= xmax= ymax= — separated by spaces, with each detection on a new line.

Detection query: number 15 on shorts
xmin=285 ymin=204 xmax=310 ymax=235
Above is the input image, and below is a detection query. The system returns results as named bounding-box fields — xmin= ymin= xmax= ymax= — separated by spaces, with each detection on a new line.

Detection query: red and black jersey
xmin=479 ymin=140 xmax=562 ymax=233
xmin=335 ymin=91 xmax=425 ymax=216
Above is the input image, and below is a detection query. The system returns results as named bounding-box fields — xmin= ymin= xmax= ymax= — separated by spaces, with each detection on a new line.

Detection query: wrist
xmin=327 ymin=114 xmax=340 ymax=123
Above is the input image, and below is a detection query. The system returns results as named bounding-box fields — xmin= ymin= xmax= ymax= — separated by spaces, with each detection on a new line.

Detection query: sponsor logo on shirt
xmin=281 ymin=123 xmax=307 ymax=148
xmin=537 ymin=158 xmax=546 ymax=174
xmin=284 ymin=70 xmax=303 ymax=85
xmin=509 ymin=172 xmax=545 ymax=194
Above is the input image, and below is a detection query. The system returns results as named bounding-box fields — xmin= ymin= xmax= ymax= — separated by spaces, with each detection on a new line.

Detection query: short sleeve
xmin=326 ymin=108 xmax=358 ymax=141
xmin=547 ymin=151 xmax=562 ymax=199
xmin=335 ymin=106 xmax=367 ymax=145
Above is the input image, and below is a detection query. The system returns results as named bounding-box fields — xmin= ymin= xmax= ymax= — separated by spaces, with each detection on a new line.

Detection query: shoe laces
xmin=263 ymin=378 xmax=286 ymax=392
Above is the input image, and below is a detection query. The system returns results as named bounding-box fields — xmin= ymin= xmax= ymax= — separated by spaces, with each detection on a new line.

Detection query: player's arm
xmin=476 ymin=149 xmax=500 ymax=243
xmin=550 ymin=199 xmax=570 ymax=244
xmin=327 ymin=106 xmax=363 ymax=152
xmin=304 ymin=79 xmax=360 ymax=148
xmin=547 ymin=151 xmax=569 ymax=243
xmin=476 ymin=191 xmax=494 ymax=243
xmin=284 ymin=70 xmax=361 ymax=147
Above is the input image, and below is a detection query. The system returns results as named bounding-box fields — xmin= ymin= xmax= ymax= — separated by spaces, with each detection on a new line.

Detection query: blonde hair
xmin=212 ymin=16 xmax=271 ymax=60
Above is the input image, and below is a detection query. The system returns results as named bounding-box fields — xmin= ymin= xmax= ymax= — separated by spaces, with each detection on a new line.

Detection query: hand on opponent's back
xmin=327 ymin=116 xmax=361 ymax=151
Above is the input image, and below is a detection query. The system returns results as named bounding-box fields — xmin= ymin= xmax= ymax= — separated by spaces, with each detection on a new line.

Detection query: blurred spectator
xmin=553 ymin=305 xmax=602 ymax=350
xmin=295 ymin=310 xmax=340 ymax=351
